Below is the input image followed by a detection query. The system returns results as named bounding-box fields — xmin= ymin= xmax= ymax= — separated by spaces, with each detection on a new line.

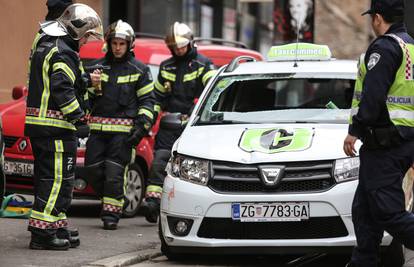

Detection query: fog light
xmin=167 ymin=216 xmax=193 ymax=236
xmin=175 ymin=221 xmax=188 ymax=234
xmin=74 ymin=179 xmax=87 ymax=190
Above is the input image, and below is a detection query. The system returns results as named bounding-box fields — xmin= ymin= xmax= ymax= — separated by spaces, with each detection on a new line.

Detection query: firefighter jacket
xmin=154 ymin=47 xmax=216 ymax=115
xmin=86 ymin=52 xmax=155 ymax=134
xmin=25 ymin=34 xmax=85 ymax=138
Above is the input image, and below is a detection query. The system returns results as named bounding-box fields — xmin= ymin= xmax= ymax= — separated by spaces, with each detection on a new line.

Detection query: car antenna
xmin=293 ymin=16 xmax=303 ymax=68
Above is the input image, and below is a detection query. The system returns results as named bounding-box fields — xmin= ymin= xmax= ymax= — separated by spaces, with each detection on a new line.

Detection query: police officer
xmin=143 ymin=22 xmax=216 ymax=223
xmin=84 ymin=20 xmax=155 ymax=230
xmin=343 ymin=0 xmax=414 ymax=266
xmin=25 ymin=4 xmax=102 ymax=250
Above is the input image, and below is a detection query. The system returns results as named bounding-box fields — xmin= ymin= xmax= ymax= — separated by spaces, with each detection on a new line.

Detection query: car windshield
xmin=148 ymin=64 xmax=160 ymax=79
xmin=196 ymin=75 xmax=355 ymax=125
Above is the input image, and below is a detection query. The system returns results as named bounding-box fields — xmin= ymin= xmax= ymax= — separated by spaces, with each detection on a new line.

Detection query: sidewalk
xmin=0 ymin=199 xmax=160 ymax=267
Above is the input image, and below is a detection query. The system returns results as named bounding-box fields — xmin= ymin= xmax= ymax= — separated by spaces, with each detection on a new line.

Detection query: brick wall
xmin=0 ymin=0 xmax=102 ymax=103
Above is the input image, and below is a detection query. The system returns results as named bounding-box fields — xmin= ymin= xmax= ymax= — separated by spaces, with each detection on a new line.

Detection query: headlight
xmin=169 ymin=155 xmax=210 ymax=186
xmin=333 ymin=157 xmax=359 ymax=183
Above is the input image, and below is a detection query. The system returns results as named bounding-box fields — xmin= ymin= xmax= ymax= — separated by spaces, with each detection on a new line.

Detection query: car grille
xmin=208 ymin=160 xmax=335 ymax=194
xmin=4 ymin=136 xmax=19 ymax=148
xmin=197 ymin=217 xmax=348 ymax=239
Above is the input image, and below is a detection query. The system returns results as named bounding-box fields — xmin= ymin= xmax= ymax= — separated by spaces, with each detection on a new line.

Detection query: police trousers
xmin=84 ymin=133 xmax=132 ymax=223
xmin=28 ymin=136 xmax=77 ymax=238
xmin=351 ymin=141 xmax=414 ymax=267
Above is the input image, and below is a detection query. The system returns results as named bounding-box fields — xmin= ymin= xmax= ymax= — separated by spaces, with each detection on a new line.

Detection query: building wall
xmin=315 ymin=0 xmax=371 ymax=59
xmin=0 ymin=0 xmax=102 ymax=102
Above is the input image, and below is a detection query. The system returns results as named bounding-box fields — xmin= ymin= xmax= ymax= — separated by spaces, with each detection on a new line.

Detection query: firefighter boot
xmin=144 ymin=197 xmax=160 ymax=223
xmin=29 ymin=233 xmax=70 ymax=250
xmin=56 ymin=228 xmax=80 ymax=248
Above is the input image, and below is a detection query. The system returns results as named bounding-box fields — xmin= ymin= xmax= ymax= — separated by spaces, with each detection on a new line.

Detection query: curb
xmin=82 ymin=245 xmax=162 ymax=267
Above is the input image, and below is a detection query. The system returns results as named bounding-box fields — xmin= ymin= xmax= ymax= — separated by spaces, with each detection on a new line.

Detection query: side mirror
xmin=159 ymin=113 xmax=185 ymax=130
xmin=12 ymin=86 xmax=28 ymax=100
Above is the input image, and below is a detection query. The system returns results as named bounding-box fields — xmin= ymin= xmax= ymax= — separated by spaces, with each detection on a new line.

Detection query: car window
xmin=196 ymin=75 xmax=355 ymax=125
xmin=148 ymin=64 xmax=160 ymax=79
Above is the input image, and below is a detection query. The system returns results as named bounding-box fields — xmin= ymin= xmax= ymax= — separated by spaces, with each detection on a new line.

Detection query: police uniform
xmin=25 ymin=33 xmax=85 ymax=244
xmin=348 ymin=12 xmax=414 ymax=267
xmin=145 ymin=47 xmax=216 ymax=207
xmin=84 ymin=51 xmax=154 ymax=226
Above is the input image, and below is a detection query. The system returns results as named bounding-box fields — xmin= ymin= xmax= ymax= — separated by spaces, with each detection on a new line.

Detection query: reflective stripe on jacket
xmin=25 ymin=34 xmax=84 ymax=137
xmin=86 ymin=53 xmax=155 ymax=134
xmin=154 ymin=47 xmax=216 ymax=114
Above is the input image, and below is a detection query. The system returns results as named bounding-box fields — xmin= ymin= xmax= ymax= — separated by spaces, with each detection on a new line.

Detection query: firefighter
xmin=343 ymin=0 xmax=414 ymax=266
xmin=83 ymin=20 xmax=155 ymax=230
xmin=25 ymin=4 xmax=102 ymax=250
xmin=143 ymin=22 xmax=216 ymax=223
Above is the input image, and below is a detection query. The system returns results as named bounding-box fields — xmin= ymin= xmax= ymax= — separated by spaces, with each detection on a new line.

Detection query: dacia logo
xmin=258 ymin=166 xmax=285 ymax=187
xmin=239 ymin=128 xmax=314 ymax=154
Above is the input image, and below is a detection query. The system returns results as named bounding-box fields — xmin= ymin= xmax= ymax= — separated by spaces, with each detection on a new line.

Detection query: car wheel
xmin=122 ymin=163 xmax=144 ymax=218
xmin=158 ymin=220 xmax=186 ymax=261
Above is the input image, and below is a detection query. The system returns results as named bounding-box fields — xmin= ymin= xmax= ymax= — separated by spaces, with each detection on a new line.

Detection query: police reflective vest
xmin=86 ymin=54 xmax=155 ymax=133
xmin=25 ymin=34 xmax=85 ymax=137
xmin=350 ymin=34 xmax=414 ymax=132
xmin=154 ymin=47 xmax=216 ymax=115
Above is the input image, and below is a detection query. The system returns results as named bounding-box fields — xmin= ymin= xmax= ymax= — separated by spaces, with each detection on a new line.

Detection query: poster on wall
xmin=273 ymin=0 xmax=314 ymax=43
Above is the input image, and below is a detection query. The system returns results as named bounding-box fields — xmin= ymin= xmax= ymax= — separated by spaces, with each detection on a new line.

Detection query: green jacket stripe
xmin=39 ymin=47 xmax=58 ymax=118
xmin=52 ymin=62 xmax=76 ymax=84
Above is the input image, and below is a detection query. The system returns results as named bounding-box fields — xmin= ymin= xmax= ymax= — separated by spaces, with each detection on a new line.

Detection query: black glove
xmin=74 ymin=117 xmax=90 ymax=138
xmin=127 ymin=125 xmax=147 ymax=147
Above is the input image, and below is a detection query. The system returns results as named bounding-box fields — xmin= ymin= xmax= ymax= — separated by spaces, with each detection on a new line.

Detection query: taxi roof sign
xmin=267 ymin=43 xmax=332 ymax=62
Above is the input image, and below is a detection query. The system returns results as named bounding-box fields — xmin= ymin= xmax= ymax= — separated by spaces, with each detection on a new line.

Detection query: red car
xmin=2 ymin=35 xmax=263 ymax=217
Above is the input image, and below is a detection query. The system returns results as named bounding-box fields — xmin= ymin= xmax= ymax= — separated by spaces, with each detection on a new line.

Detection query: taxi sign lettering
xmin=267 ymin=43 xmax=332 ymax=62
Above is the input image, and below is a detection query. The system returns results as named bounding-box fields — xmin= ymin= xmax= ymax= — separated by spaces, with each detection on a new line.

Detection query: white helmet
xmin=105 ymin=20 xmax=135 ymax=50
xmin=165 ymin=22 xmax=193 ymax=50
xmin=41 ymin=3 xmax=103 ymax=41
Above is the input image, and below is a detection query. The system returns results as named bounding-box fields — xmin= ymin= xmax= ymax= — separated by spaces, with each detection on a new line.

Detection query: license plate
xmin=4 ymin=160 xmax=34 ymax=177
xmin=232 ymin=202 xmax=310 ymax=222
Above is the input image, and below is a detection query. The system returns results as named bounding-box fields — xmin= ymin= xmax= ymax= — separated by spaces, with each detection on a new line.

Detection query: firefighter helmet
xmin=165 ymin=22 xmax=194 ymax=50
xmin=57 ymin=3 xmax=103 ymax=40
xmin=105 ymin=20 xmax=135 ymax=50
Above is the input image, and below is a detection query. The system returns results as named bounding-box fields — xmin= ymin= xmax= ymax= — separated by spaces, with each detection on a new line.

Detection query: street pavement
xmin=0 ymin=197 xmax=160 ymax=267
xmin=2 ymin=196 xmax=414 ymax=267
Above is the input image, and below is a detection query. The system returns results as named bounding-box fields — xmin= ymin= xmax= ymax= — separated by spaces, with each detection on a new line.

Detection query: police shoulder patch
xmin=367 ymin=53 xmax=381 ymax=70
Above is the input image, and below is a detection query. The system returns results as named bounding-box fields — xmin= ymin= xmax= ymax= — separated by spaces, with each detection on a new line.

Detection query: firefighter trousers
xmin=84 ymin=133 xmax=132 ymax=223
xmin=351 ymin=142 xmax=414 ymax=267
xmin=28 ymin=136 xmax=77 ymax=238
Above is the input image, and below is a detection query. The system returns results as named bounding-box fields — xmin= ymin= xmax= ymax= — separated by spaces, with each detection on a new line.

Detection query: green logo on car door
xmin=239 ymin=128 xmax=314 ymax=153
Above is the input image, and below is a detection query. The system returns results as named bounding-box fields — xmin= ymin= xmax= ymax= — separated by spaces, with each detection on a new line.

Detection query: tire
xmin=122 ymin=163 xmax=145 ymax=218
xmin=158 ymin=220 xmax=185 ymax=261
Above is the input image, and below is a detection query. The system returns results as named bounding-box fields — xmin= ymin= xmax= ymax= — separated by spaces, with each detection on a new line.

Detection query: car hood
xmin=177 ymin=123 xmax=356 ymax=163
xmin=0 ymin=99 xmax=26 ymax=137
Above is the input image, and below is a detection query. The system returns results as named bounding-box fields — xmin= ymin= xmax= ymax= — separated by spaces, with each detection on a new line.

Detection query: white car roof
xmin=220 ymin=59 xmax=357 ymax=80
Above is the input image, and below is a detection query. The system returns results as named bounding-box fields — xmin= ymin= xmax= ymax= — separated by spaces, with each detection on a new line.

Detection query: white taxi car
xmin=159 ymin=43 xmax=411 ymax=265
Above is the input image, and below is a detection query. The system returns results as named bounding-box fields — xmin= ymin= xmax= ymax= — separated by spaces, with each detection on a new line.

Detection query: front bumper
xmin=160 ymin=174 xmax=392 ymax=253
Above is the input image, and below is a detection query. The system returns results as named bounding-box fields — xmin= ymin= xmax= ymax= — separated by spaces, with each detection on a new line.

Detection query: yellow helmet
xmin=165 ymin=22 xmax=193 ymax=50
xmin=105 ymin=20 xmax=135 ymax=50
xmin=57 ymin=3 xmax=103 ymax=40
